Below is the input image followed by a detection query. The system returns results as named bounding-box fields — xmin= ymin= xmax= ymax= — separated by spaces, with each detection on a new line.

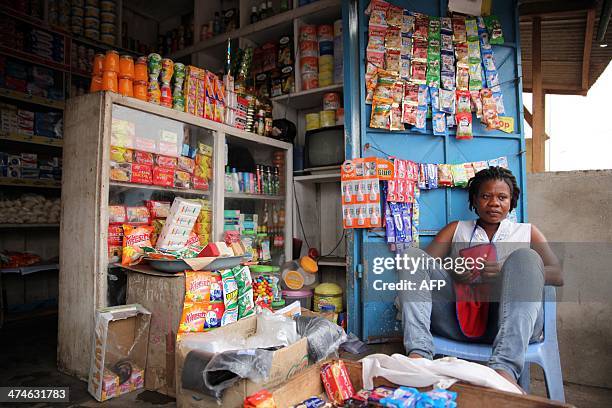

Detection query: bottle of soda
xmin=250 ymin=6 xmax=259 ymax=24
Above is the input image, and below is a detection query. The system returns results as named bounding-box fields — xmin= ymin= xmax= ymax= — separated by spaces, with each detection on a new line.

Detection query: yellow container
xmin=314 ymin=282 xmax=343 ymax=312
xmin=305 ymin=113 xmax=320 ymax=130
xmin=319 ymin=110 xmax=335 ymax=127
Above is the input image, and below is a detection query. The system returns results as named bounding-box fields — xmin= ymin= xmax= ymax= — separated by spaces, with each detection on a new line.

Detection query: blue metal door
xmin=343 ymin=0 xmax=526 ymax=341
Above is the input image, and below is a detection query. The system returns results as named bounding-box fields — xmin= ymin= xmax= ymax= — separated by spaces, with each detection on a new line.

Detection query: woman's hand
xmin=453 ymin=268 xmax=478 ymax=283
xmin=482 ymin=261 xmax=502 ymax=282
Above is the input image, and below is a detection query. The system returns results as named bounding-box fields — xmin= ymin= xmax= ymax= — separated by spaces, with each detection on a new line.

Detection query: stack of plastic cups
xmin=101 ymin=49 xmax=119 ymax=92
xmin=317 ymin=24 xmax=334 ymax=87
xmin=133 ymin=56 xmax=148 ymax=101
xmin=90 ymin=53 xmax=104 ymax=92
xmin=333 ymin=19 xmax=343 ymax=84
xmin=160 ymin=58 xmax=174 ymax=108
xmin=299 ymin=24 xmax=318 ymax=90
xmin=147 ymin=53 xmax=162 ymax=104
xmin=118 ymin=55 xmax=134 ymax=97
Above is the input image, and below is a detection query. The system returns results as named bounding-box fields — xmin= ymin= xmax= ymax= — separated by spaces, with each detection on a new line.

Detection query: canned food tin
xmin=323 ymin=92 xmax=340 ymax=111
xmin=301 ymin=72 xmax=319 ymax=90
xmin=299 ymin=56 xmax=318 ymax=73
xmin=100 ymin=22 xmax=115 ymax=34
xmin=298 ymin=41 xmax=318 ymax=58
xmin=305 ymin=113 xmax=320 ymax=130
xmin=84 ymin=16 xmax=99 ymax=29
xmin=100 ymin=34 xmax=116 ymax=45
xmin=99 ymin=0 xmax=116 ymax=12
xmin=85 ymin=6 xmax=99 ymax=17
xmin=335 ymin=107 xmax=344 ymax=125
xmin=319 ymin=110 xmax=335 ymax=127
xmin=317 ymin=24 xmax=333 ymax=41
xmin=299 ymin=24 xmax=317 ymax=42
xmin=318 ymin=40 xmax=334 ymax=56
xmin=100 ymin=11 xmax=116 ymax=23
xmin=84 ymin=29 xmax=100 ymax=39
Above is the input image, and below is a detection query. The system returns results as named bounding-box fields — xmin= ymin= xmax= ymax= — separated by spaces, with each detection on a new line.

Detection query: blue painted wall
xmin=343 ymin=0 xmax=526 ymax=341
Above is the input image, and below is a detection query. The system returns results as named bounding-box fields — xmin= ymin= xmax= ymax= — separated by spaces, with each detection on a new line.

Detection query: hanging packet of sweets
xmin=402 ymin=103 xmax=418 ymax=125
xmin=385 ymin=4 xmax=402 ymax=26
xmin=414 ymin=107 xmax=427 ymax=133
xmin=456 ymin=112 xmax=473 ymax=139
xmin=472 ymin=160 xmax=489 ymax=173
xmin=391 ymin=81 xmax=404 ymax=107
xmin=486 ymin=69 xmax=501 ymax=92
xmin=481 ymin=88 xmax=501 ymax=129
xmin=365 ymin=63 xmax=379 ymax=103
xmin=411 ymin=61 xmax=427 ymax=84
xmin=493 ymin=91 xmax=506 ymax=114
xmin=464 ymin=162 xmax=476 ymax=181
xmin=427 ymin=163 xmax=439 ymax=189
xmin=429 ymin=87 xmax=440 ymax=110
xmin=370 ymin=104 xmax=391 ymax=129
xmin=439 ymin=88 xmax=455 ymax=114
xmin=385 ymin=49 xmax=401 ymax=73
xmin=428 ymin=17 xmax=441 ymax=40
xmin=412 ymin=39 xmax=429 ymax=61
xmin=413 ymin=15 xmax=429 ymax=40
xmin=373 ymin=72 xmax=395 ymax=104
xmin=402 ymin=11 xmax=415 ymax=36
xmin=432 ymin=110 xmax=446 ymax=136
xmin=469 ymin=62 xmax=483 ymax=90
xmin=418 ymin=163 xmax=427 ymax=189
xmin=484 ymin=15 xmax=504 ymax=45
xmin=452 ymin=17 xmax=466 ymax=43
xmin=470 ymin=90 xmax=483 ymax=118
xmin=451 ymin=164 xmax=469 ymax=187
xmin=456 ymin=63 xmax=469 ymax=90
xmin=482 ymin=49 xmax=497 ymax=72
xmin=366 ymin=0 xmax=389 ymax=25
xmin=400 ymin=56 xmax=411 ymax=80
xmin=438 ymin=164 xmax=453 ymax=186
xmin=390 ymin=106 xmax=403 ymax=130
xmin=456 ymin=90 xmax=471 ymax=113
xmin=465 ymin=18 xmax=478 ymax=40
xmin=385 ymin=26 xmax=402 ymax=49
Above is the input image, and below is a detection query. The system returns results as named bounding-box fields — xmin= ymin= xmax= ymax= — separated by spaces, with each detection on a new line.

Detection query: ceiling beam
xmin=583 ymin=8 xmax=596 ymax=90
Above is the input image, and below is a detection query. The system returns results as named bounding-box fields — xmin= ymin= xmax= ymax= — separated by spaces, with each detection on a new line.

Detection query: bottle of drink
xmin=259 ymin=2 xmax=267 ymax=20
xmin=256 ymin=165 xmax=262 ymax=194
xmin=265 ymin=166 xmax=272 ymax=195
xmin=250 ymin=6 xmax=259 ymax=23
xmin=273 ymin=166 xmax=280 ymax=195
xmin=267 ymin=1 xmax=274 ymax=16
xmin=231 ymin=168 xmax=240 ymax=193
xmin=225 ymin=166 xmax=233 ymax=192
xmin=280 ymin=0 xmax=289 ymax=12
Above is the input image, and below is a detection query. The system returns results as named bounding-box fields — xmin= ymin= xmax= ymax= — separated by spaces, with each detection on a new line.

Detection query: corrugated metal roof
xmin=519 ymin=0 xmax=612 ymax=94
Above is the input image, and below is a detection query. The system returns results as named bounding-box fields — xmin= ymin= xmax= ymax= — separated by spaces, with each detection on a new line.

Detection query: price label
xmin=498 ymin=116 xmax=515 ymax=133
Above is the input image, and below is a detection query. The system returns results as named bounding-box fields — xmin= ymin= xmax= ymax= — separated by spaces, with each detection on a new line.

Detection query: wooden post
xmin=582 ymin=8 xmax=596 ymax=91
xmin=531 ymin=17 xmax=546 ymax=173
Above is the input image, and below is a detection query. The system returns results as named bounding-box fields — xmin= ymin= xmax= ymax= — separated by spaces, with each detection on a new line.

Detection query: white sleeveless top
xmin=451 ymin=218 xmax=531 ymax=263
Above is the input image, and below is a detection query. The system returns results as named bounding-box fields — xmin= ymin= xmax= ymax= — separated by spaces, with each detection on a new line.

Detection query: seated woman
xmin=398 ymin=166 xmax=562 ymax=390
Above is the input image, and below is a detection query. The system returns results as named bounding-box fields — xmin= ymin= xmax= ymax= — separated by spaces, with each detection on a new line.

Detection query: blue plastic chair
xmin=432 ymin=286 xmax=565 ymax=402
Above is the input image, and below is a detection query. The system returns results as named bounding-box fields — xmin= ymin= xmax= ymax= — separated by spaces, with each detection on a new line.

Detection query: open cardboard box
xmin=267 ymin=359 xmax=574 ymax=408
xmin=87 ymin=304 xmax=151 ymax=402
xmin=175 ymin=308 xmax=316 ymax=408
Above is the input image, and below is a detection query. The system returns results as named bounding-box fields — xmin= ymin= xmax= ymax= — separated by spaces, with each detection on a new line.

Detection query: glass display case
xmin=58 ymin=91 xmax=292 ymax=378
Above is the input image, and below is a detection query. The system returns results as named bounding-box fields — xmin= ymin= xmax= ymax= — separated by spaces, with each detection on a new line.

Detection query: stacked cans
xmin=298 ymin=24 xmax=318 ymax=90
xmin=333 ymin=19 xmax=343 ymax=84
xmin=317 ymin=24 xmax=334 ymax=87
xmin=69 ymin=0 xmax=117 ymax=45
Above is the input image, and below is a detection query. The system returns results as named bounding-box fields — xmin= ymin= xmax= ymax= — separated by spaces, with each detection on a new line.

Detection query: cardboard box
xmin=88 ymin=304 xmax=151 ymax=402
xmin=266 ymin=360 xmax=573 ymax=408
xmin=176 ymin=314 xmax=311 ymax=408
xmin=126 ymin=269 xmax=186 ymax=397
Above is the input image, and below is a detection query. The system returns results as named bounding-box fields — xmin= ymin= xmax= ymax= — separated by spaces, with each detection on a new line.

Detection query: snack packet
xmin=126 ymin=206 xmax=150 ymax=224
xmin=456 ymin=112 xmax=473 ymax=139
xmin=185 ymin=271 xmax=223 ymax=302
xmin=438 ymin=164 xmax=453 ymax=187
xmin=220 ymin=269 xmax=239 ymax=310
xmin=370 ymin=104 xmax=390 ymax=129
xmin=178 ymin=301 xmax=224 ymax=332
xmin=233 ymin=265 xmax=255 ymax=319
xmin=121 ymin=225 xmax=154 ymax=266
xmin=110 ymin=146 xmax=133 ymax=163
xmin=484 ymin=15 xmax=504 ymax=45
xmin=432 ymin=110 xmax=446 ymax=136
xmin=109 ymin=205 xmax=127 ymax=224
xmin=451 ymin=163 xmax=469 ymax=187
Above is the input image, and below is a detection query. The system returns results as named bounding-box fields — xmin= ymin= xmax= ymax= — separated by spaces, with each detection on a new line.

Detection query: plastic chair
xmin=432 ymin=286 xmax=565 ymax=402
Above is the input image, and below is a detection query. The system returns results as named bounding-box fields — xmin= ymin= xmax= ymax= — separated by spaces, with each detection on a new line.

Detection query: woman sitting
xmin=398 ymin=166 xmax=562 ymax=390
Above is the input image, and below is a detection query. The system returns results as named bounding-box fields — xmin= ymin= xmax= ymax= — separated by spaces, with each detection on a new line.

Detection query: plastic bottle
xmin=267 ymin=1 xmax=274 ymax=16
xmin=225 ymin=166 xmax=233 ymax=192
xmin=231 ymin=168 xmax=240 ymax=193
xmin=259 ymin=2 xmax=267 ymax=20
xmin=250 ymin=6 xmax=259 ymax=23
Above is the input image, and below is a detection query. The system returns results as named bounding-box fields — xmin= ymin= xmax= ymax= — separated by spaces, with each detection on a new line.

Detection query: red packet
xmin=321 ymin=360 xmax=355 ymax=406
xmin=131 ymin=163 xmax=153 ymax=184
xmin=152 ymin=166 xmax=174 ymax=187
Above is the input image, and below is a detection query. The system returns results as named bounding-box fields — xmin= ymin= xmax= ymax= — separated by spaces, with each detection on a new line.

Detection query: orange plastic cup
xmin=93 ymin=53 xmax=105 ymax=76
xmin=134 ymin=57 xmax=148 ymax=82
xmin=103 ymin=50 xmax=120 ymax=73
xmin=133 ymin=81 xmax=147 ymax=100
xmin=102 ymin=70 xmax=118 ymax=92
xmin=118 ymin=78 xmax=133 ymax=96
xmin=119 ymin=55 xmax=134 ymax=79
xmin=90 ymin=75 xmax=103 ymax=92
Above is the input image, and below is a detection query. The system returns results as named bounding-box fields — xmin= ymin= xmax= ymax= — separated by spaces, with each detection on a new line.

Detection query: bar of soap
xmin=215 ymin=242 xmax=234 ymax=257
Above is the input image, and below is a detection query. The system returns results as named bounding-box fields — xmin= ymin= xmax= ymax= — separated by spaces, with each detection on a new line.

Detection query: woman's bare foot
xmin=495 ymin=369 xmax=526 ymax=394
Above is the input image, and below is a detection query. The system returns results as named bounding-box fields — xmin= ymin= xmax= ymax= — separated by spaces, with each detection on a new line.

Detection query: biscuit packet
xmin=121 ymin=225 xmax=154 ymax=266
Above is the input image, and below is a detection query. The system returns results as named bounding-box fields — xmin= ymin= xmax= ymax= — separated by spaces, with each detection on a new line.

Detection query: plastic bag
xmin=246 ymin=309 xmax=299 ymax=349
xmin=295 ymin=315 xmax=347 ymax=363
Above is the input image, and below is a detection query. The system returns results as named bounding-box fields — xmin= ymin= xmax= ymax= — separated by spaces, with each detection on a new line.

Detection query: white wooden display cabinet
xmin=58 ymin=91 xmax=292 ymax=379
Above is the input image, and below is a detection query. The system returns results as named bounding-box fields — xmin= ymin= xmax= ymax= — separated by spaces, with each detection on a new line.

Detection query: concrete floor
xmin=1 ymin=314 xmax=611 ymax=407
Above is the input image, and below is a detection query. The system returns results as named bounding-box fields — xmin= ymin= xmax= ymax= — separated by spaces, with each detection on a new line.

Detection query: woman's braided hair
xmin=467 ymin=166 xmax=520 ymax=213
